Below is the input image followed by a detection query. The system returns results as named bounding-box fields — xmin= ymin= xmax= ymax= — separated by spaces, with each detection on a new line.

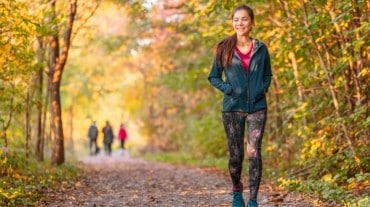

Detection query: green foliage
xmin=279 ymin=178 xmax=346 ymax=201
xmin=188 ymin=106 xmax=227 ymax=158
xmin=347 ymin=196 xmax=370 ymax=207
xmin=99 ymin=35 xmax=129 ymax=54
xmin=0 ymin=1 xmax=38 ymax=145
xmin=0 ymin=151 xmax=81 ymax=206
xmin=278 ymin=173 xmax=370 ymax=205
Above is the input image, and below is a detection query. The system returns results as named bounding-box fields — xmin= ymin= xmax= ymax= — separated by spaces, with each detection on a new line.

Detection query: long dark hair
xmin=215 ymin=5 xmax=254 ymax=68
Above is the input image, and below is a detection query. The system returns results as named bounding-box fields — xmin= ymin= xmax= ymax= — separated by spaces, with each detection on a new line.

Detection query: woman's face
xmin=232 ymin=9 xmax=254 ymax=36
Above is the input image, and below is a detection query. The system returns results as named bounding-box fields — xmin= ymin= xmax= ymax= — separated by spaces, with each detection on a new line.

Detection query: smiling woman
xmin=208 ymin=5 xmax=272 ymax=207
xmin=232 ymin=7 xmax=254 ymax=42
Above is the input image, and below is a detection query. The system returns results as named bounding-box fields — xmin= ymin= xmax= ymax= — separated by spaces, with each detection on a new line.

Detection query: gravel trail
xmin=38 ymin=152 xmax=334 ymax=207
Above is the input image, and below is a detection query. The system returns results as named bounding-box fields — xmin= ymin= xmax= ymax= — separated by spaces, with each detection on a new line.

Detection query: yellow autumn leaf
xmin=321 ymin=173 xmax=332 ymax=182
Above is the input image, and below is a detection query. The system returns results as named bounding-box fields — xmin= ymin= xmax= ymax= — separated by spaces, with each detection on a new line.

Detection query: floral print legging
xmin=222 ymin=109 xmax=267 ymax=200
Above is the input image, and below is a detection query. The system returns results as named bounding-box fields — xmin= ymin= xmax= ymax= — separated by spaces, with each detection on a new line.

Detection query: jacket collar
xmin=234 ymin=38 xmax=263 ymax=60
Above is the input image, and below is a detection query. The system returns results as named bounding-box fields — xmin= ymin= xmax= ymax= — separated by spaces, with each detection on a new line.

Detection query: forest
xmin=0 ymin=0 xmax=369 ymax=206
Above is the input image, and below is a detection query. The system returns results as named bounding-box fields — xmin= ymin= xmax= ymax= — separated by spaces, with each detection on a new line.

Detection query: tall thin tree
xmin=48 ymin=0 xmax=77 ymax=165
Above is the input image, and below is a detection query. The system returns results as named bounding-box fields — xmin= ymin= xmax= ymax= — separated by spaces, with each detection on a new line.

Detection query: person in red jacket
xmin=118 ymin=123 xmax=128 ymax=153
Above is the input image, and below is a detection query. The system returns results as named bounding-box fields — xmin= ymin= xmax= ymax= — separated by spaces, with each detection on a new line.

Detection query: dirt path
xmin=38 ymin=152 xmax=335 ymax=207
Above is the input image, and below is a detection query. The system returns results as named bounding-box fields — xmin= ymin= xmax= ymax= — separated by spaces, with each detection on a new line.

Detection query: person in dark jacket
xmin=208 ymin=5 xmax=272 ymax=207
xmin=87 ymin=121 xmax=99 ymax=156
xmin=102 ymin=121 xmax=114 ymax=156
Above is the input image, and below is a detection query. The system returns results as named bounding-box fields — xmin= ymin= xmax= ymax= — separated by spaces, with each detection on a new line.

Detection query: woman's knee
xmin=247 ymin=147 xmax=261 ymax=158
xmin=229 ymin=155 xmax=244 ymax=165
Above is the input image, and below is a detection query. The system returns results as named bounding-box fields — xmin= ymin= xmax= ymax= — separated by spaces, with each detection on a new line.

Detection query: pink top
xmin=235 ymin=42 xmax=253 ymax=73
xmin=118 ymin=127 xmax=128 ymax=141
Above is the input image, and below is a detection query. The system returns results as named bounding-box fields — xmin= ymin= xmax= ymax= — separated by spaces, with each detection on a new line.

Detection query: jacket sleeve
xmin=208 ymin=58 xmax=233 ymax=95
xmin=263 ymin=47 xmax=272 ymax=93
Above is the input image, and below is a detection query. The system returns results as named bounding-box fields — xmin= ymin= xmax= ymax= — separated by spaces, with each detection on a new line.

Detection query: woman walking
xmin=118 ymin=123 xmax=128 ymax=155
xmin=208 ymin=5 xmax=272 ymax=207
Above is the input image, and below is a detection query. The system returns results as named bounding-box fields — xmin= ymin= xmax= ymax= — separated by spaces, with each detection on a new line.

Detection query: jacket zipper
xmin=246 ymin=41 xmax=262 ymax=112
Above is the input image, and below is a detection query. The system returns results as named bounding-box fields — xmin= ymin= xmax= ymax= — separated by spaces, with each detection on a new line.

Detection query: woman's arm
xmin=208 ymin=58 xmax=233 ymax=95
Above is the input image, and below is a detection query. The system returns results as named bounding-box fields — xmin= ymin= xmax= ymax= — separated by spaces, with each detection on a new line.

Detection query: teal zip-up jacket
xmin=208 ymin=38 xmax=272 ymax=113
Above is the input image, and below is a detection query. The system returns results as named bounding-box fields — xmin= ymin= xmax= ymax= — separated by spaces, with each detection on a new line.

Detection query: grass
xmin=143 ymin=151 xmax=229 ymax=171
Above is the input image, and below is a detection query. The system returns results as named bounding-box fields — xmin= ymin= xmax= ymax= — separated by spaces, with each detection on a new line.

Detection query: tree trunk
xmin=272 ymin=75 xmax=283 ymax=132
xmin=289 ymin=51 xmax=306 ymax=125
xmin=48 ymin=0 xmax=77 ymax=165
xmin=68 ymin=104 xmax=74 ymax=154
xmin=1 ymin=90 xmax=15 ymax=150
xmin=25 ymin=91 xmax=31 ymax=158
xmin=35 ymin=37 xmax=45 ymax=161
xmin=50 ymin=79 xmax=65 ymax=165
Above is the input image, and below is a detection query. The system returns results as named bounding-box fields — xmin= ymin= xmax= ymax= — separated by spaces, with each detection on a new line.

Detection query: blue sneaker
xmin=247 ymin=199 xmax=258 ymax=207
xmin=232 ymin=191 xmax=245 ymax=207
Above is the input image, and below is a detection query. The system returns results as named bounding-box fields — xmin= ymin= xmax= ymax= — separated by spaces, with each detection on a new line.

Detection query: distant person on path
xmin=208 ymin=5 xmax=272 ymax=207
xmin=102 ymin=121 xmax=114 ymax=156
xmin=118 ymin=123 xmax=128 ymax=155
xmin=87 ymin=121 xmax=99 ymax=156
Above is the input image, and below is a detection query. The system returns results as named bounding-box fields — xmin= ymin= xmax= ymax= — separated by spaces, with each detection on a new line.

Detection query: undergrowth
xmin=0 ymin=151 xmax=81 ymax=206
xmin=278 ymin=173 xmax=370 ymax=207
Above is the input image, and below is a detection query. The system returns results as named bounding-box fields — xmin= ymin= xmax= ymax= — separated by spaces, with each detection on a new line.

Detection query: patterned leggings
xmin=222 ymin=109 xmax=267 ymax=200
